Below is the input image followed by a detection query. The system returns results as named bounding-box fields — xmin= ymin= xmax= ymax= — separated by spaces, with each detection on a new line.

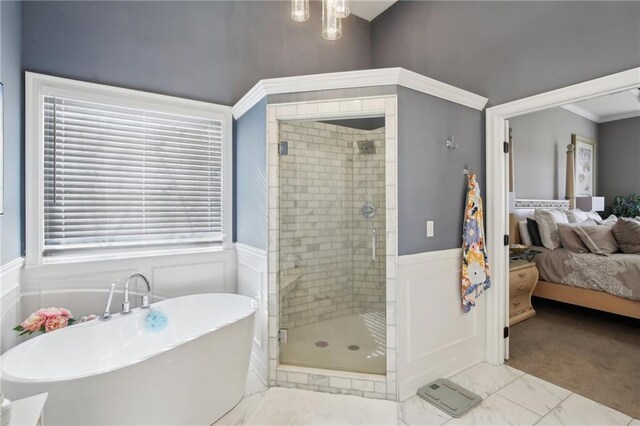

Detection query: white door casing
xmin=484 ymin=67 xmax=640 ymax=364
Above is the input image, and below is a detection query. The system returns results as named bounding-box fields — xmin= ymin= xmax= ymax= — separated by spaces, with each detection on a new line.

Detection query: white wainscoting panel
xmin=236 ymin=243 xmax=268 ymax=384
xmin=20 ymin=250 xmax=237 ymax=327
xmin=0 ymin=257 xmax=25 ymax=354
xmin=397 ymin=249 xmax=486 ymax=400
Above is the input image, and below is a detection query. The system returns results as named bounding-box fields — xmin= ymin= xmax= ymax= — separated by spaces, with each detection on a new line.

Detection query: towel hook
xmin=446 ymin=136 xmax=459 ymax=150
xmin=462 ymin=164 xmax=471 ymax=176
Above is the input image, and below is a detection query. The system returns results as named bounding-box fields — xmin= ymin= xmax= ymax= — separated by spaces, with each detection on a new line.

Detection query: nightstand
xmin=509 ymin=260 xmax=539 ymax=325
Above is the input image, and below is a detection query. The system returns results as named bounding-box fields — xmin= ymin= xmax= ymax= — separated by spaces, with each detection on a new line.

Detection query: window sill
xmin=28 ymin=245 xmax=232 ymax=268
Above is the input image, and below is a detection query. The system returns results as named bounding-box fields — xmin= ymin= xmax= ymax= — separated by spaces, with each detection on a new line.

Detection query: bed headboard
xmin=509 ymin=209 xmax=534 ymax=245
xmin=509 ymin=199 xmax=570 ymax=245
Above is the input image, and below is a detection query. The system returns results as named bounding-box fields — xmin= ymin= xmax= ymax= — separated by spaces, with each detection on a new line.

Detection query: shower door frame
xmin=266 ymin=95 xmax=399 ymax=400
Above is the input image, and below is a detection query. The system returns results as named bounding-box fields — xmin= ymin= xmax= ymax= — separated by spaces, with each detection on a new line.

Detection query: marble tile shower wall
xmin=352 ymin=127 xmax=386 ymax=314
xmin=279 ymin=122 xmax=355 ymax=329
xmin=279 ymin=122 xmax=386 ymax=330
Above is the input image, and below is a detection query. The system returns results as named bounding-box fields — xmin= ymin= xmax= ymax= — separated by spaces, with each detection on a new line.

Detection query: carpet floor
xmin=506 ymin=298 xmax=640 ymax=419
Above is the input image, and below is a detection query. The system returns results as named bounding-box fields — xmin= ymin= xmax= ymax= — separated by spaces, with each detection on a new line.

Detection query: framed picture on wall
xmin=572 ymin=134 xmax=597 ymax=197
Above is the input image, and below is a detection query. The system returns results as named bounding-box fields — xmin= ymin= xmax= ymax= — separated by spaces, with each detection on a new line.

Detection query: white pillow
xmin=534 ymin=209 xmax=569 ymax=249
xmin=518 ymin=220 xmax=533 ymax=246
xmin=585 ymin=211 xmax=603 ymax=221
xmin=596 ymin=214 xmax=617 ymax=225
xmin=563 ymin=209 xmax=589 ymax=223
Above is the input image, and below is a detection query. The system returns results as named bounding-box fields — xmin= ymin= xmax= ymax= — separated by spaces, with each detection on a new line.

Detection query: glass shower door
xmin=278 ymin=119 xmax=386 ymax=375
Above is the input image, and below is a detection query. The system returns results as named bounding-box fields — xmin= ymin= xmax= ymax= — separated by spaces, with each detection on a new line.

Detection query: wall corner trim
xmin=0 ymin=257 xmax=25 ymax=298
xmin=232 ymin=68 xmax=488 ymax=119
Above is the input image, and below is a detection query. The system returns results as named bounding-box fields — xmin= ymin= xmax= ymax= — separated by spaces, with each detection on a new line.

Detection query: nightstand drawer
xmin=510 ymin=266 xmax=537 ymax=284
xmin=510 ymin=280 xmax=535 ymax=297
xmin=509 ymin=294 xmax=531 ymax=314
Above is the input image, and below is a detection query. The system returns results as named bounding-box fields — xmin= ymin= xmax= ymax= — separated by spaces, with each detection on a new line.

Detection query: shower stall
xmin=277 ymin=119 xmax=387 ymax=375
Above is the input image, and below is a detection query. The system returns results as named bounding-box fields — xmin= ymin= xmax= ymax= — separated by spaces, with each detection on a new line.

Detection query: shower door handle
xmin=372 ymin=228 xmax=377 ymax=261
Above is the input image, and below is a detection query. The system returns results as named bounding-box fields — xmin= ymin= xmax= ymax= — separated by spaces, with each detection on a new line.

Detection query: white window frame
xmin=25 ymin=72 xmax=233 ymax=266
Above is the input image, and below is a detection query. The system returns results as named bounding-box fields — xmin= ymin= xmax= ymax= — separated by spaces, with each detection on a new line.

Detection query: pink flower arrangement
xmin=14 ymin=307 xmax=76 ymax=336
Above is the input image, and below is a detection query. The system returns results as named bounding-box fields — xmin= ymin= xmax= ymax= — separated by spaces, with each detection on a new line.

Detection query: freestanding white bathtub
xmin=1 ymin=293 xmax=257 ymax=425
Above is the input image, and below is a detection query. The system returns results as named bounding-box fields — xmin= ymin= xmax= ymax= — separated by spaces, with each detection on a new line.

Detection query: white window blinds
xmin=43 ymin=95 xmax=225 ymax=257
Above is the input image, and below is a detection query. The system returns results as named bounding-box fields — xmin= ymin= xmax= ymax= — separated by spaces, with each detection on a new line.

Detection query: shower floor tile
xmin=280 ymin=311 xmax=386 ymax=375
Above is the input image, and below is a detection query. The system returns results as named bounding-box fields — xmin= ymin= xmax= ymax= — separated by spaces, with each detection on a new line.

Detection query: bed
xmin=509 ymin=208 xmax=640 ymax=319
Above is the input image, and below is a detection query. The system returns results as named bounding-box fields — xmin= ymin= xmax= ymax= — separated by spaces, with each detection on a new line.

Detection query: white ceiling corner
xmin=562 ymin=88 xmax=640 ymax=123
xmin=349 ymin=0 xmax=398 ymax=22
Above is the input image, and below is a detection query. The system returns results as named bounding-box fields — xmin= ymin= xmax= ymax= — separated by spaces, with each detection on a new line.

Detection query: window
xmin=26 ymin=73 xmax=232 ymax=264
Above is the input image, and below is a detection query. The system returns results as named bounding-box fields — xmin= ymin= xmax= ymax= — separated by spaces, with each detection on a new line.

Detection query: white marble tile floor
xmin=214 ymin=363 xmax=638 ymax=425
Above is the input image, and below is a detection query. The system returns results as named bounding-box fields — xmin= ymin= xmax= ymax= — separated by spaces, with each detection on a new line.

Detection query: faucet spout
xmin=122 ymin=272 xmax=152 ymax=314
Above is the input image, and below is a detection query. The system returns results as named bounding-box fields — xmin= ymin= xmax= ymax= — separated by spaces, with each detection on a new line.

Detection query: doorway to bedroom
xmin=485 ymin=68 xmax=640 ymax=419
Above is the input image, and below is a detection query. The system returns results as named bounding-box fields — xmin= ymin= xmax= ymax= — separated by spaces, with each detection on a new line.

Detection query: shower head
xmin=357 ymin=140 xmax=376 ymax=154
xmin=362 ymin=201 xmax=376 ymax=219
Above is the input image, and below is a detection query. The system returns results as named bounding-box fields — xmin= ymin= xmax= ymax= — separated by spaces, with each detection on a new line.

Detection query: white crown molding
xmin=562 ymin=86 xmax=640 ymax=124
xmin=488 ymin=67 xmax=640 ymax=118
xmin=395 ymin=69 xmax=487 ymax=111
xmin=562 ymin=102 xmax=640 ymax=124
xmin=561 ymin=103 xmax=600 ymax=123
xmin=599 ymin=110 xmax=640 ymax=123
xmin=1 ymin=257 xmax=24 ymax=298
xmin=232 ymin=68 xmax=488 ymax=119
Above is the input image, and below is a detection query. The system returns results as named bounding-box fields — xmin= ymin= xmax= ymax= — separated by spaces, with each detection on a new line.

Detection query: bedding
xmin=518 ymin=220 xmax=533 ymax=246
xmin=527 ymin=218 xmax=543 ymax=246
xmin=557 ymin=223 xmax=590 ymax=253
xmin=596 ymin=214 xmax=617 ymax=225
xmin=534 ymin=209 xmax=569 ymax=249
xmin=535 ymin=248 xmax=640 ymax=301
xmin=563 ymin=209 xmax=602 ymax=223
xmin=574 ymin=224 xmax=618 ymax=255
xmin=612 ymin=218 xmax=640 ymax=254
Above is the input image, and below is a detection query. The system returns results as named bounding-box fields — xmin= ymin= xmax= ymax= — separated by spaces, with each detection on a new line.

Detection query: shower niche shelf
xmin=280 ymin=268 xmax=304 ymax=296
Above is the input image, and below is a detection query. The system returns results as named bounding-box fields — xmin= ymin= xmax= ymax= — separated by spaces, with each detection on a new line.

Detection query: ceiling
xmin=349 ymin=0 xmax=398 ymax=21
xmin=562 ymin=89 xmax=640 ymax=123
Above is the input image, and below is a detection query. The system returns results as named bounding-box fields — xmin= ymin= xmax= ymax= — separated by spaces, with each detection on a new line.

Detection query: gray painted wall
xmin=235 ymin=98 xmax=268 ymax=250
xmin=397 ymin=87 xmax=482 ymax=255
xmin=510 ymin=108 xmax=597 ymax=200
xmin=21 ymin=1 xmax=372 ymax=256
xmin=372 ymin=1 xmax=640 ymax=106
xmin=598 ymin=117 xmax=640 ymax=205
xmin=15 ymin=1 xmax=640 ymax=258
xmin=0 ymin=1 xmax=23 ymax=265
xmin=22 ymin=1 xmax=371 ymax=106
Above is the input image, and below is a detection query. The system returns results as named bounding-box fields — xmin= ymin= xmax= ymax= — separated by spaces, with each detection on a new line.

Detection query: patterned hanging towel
xmin=461 ymin=173 xmax=491 ymax=313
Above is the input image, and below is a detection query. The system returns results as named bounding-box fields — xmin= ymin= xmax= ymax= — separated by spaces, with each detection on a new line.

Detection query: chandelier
xmin=291 ymin=0 xmax=350 ymax=41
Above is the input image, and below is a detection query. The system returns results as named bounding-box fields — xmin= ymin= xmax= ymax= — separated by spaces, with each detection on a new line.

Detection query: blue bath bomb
xmin=146 ymin=309 xmax=168 ymax=332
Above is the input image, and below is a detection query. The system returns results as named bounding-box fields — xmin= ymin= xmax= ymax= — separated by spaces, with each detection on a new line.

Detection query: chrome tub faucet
xmin=123 ymin=272 xmax=152 ymax=314
xmin=101 ymin=272 xmax=152 ymax=320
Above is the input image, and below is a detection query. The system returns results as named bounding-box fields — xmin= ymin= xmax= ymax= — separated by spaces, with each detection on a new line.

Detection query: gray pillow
xmin=557 ymin=223 xmax=590 ymax=253
xmin=574 ymin=224 xmax=619 ymax=256
xmin=612 ymin=218 xmax=640 ymax=254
